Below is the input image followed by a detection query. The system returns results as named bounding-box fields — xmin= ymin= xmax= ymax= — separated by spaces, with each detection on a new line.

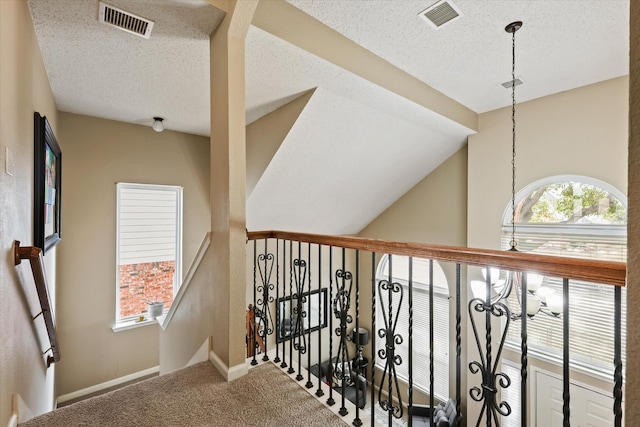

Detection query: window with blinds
xmin=375 ymin=255 xmax=450 ymax=401
xmin=502 ymin=179 xmax=627 ymax=375
xmin=116 ymin=183 xmax=183 ymax=323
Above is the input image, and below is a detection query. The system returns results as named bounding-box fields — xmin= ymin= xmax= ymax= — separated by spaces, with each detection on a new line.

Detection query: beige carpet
xmin=20 ymin=362 xmax=347 ymax=427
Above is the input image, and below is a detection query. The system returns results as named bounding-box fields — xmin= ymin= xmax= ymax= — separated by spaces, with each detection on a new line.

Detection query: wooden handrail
xmin=247 ymin=230 xmax=626 ymax=287
xmin=13 ymin=241 xmax=60 ymax=367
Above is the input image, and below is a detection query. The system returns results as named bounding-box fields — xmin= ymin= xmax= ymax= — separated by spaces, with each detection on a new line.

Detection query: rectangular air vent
xmin=501 ymin=78 xmax=524 ymax=89
xmin=419 ymin=0 xmax=462 ymax=29
xmin=99 ymin=2 xmax=154 ymax=39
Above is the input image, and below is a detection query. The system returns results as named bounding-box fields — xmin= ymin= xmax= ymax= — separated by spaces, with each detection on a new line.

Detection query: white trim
xmin=112 ymin=317 xmax=159 ymax=332
xmin=208 ymin=351 xmax=249 ymax=381
xmin=7 ymin=393 xmax=28 ymax=427
xmin=56 ymin=366 xmax=159 ymax=404
xmin=160 ymin=232 xmax=211 ymax=331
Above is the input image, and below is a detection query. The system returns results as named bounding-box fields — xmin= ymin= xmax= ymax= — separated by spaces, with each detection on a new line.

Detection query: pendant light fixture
xmin=470 ymin=21 xmax=561 ymax=319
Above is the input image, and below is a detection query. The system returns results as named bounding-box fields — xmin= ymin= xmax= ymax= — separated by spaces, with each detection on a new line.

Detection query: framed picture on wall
xmin=276 ymin=288 xmax=328 ymax=343
xmin=34 ymin=112 xmax=61 ymax=254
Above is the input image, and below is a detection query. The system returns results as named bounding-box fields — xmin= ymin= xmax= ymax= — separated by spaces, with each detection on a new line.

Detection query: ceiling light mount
xmin=152 ymin=117 xmax=164 ymax=133
xmin=505 ymin=21 xmax=523 ymax=34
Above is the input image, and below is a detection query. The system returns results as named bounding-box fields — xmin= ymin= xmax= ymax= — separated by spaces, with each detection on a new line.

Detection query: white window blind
xmin=375 ymin=255 xmax=450 ymax=401
xmin=502 ymin=227 xmax=627 ymax=373
xmin=118 ymin=184 xmax=182 ymax=265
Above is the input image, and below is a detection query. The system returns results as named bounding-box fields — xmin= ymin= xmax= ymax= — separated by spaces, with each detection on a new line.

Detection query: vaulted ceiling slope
xmin=27 ymin=0 xmax=630 ymax=235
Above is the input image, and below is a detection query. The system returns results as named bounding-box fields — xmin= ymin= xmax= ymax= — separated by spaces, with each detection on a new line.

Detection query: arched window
xmin=502 ymin=176 xmax=627 ymax=373
xmin=375 ymin=255 xmax=450 ymax=400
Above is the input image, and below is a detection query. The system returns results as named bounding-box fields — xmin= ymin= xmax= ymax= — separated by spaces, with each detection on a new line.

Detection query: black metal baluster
xmin=251 ymin=240 xmax=258 ymax=366
xmin=306 ymin=243 xmax=313 ymax=388
xmin=327 ymin=246 xmax=335 ymax=406
xmin=614 ymin=285 xmax=622 ymax=427
xmin=485 ymin=271 xmax=492 ymax=427
xmin=274 ymin=239 xmax=281 ymax=364
xmin=408 ymin=257 xmax=414 ymax=427
xmin=562 ymin=278 xmax=570 ymax=427
xmin=455 ymin=263 xmax=461 ymax=421
xmin=429 ymin=259 xmax=434 ymax=427
xmin=280 ymin=241 xmax=288 ymax=370
xmin=370 ymin=252 xmax=376 ymax=427
xmin=388 ymin=255 xmax=393 ymax=426
xmin=316 ymin=244 xmax=325 ymax=397
xmin=521 ymin=273 xmax=528 ymax=426
xmin=353 ymin=249 xmax=362 ymax=427
xmin=288 ymin=240 xmax=294 ymax=374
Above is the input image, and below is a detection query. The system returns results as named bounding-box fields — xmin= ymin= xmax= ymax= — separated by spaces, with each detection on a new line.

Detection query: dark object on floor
xmin=409 ymin=398 xmax=459 ymax=427
xmin=309 ymin=358 xmax=366 ymax=409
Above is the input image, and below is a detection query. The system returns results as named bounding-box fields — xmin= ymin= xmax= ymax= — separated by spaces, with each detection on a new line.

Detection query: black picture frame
xmin=276 ymin=288 xmax=328 ymax=343
xmin=34 ymin=112 xmax=61 ymax=254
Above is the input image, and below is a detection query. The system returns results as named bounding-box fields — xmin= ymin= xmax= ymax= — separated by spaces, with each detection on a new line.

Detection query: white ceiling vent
xmin=418 ymin=0 xmax=462 ymax=29
xmin=501 ymin=78 xmax=524 ymax=89
xmin=99 ymin=2 xmax=154 ymax=39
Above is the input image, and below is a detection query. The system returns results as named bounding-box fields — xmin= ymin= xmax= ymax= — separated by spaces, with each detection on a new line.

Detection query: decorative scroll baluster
xmin=614 ymin=285 xmax=622 ymax=427
xmin=255 ymin=239 xmax=275 ymax=362
xmin=378 ymin=254 xmax=404 ymax=423
xmin=469 ymin=269 xmax=512 ymax=426
xmin=293 ymin=241 xmax=308 ymax=381
xmin=332 ymin=248 xmax=353 ymax=417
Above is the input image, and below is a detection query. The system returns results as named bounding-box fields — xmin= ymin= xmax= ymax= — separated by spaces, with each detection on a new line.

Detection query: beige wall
xmin=0 ymin=0 xmax=59 ymax=424
xmin=468 ymin=76 xmax=628 ymax=250
xmin=626 ymin=0 xmax=639 ymax=422
xmin=56 ymin=112 xmax=210 ymax=396
xmin=467 ymin=77 xmax=628 ymax=423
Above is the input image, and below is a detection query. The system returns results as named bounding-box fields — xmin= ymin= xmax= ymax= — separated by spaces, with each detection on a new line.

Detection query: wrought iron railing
xmin=247 ymin=230 xmax=625 ymax=427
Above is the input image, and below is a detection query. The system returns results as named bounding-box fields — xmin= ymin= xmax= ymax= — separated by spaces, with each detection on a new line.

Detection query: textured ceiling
xmin=27 ymin=0 xmax=630 ymax=235
xmin=287 ymin=0 xmax=630 ymax=113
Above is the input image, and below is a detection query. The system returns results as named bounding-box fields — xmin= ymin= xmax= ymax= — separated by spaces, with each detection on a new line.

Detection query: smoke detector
xmin=98 ymin=2 xmax=154 ymax=39
xmin=418 ymin=0 xmax=462 ymax=29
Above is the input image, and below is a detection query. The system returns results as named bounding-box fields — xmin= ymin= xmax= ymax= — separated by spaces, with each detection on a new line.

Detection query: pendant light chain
xmin=509 ymin=23 xmax=519 ymax=252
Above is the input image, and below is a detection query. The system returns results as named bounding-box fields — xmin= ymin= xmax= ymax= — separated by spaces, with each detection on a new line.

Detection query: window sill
xmin=112 ymin=317 xmax=160 ymax=333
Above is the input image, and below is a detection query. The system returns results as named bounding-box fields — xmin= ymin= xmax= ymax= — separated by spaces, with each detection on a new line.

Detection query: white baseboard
xmin=56 ymin=366 xmax=159 ymax=405
xmin=208 ymin=351 xmax=248 ymax=381
xmin=7 ymin=393 xmax=32 ymax=427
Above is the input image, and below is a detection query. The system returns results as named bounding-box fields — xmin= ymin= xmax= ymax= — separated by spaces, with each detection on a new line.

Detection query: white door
xmin=536 ymin=371 xmax=617 ymax=427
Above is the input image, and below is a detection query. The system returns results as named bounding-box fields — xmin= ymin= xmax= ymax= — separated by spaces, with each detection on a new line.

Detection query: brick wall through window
xmin=119 ymin=261 xmax=175 ymax=318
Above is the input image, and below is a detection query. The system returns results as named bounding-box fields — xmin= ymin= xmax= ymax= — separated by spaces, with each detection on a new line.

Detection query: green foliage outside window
xmin=516 ymin=182 xmax=626 ymax=225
